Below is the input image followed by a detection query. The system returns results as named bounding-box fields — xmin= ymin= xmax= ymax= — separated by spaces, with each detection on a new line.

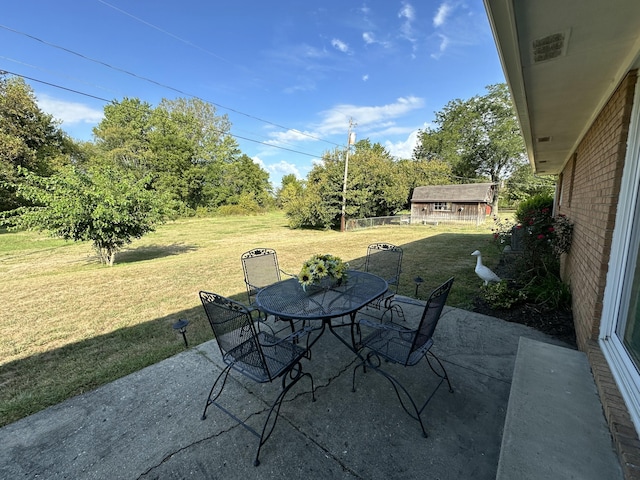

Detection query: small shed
xmin=410 ymin=183 xmax=495 ymax=225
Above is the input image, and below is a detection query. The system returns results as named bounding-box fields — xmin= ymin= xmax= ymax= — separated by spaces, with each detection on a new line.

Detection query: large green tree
xmin=413 ymin=83 xmax=527 ymax=212
xmin=91 ymin=97 xmax=155 ymax=171
xmin=285 ymin=140 xmax=406 ymax=229
xmin=0 ymin=74 xmax=72 ymax=211
xmin=91 ymin=96 xmax=267 ymax=214
xmin=3 ymin=165 xmax=169 ymax=265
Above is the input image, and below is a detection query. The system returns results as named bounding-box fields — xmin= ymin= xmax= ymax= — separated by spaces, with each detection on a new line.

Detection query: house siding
xmin=558 ymin=70 xmax=640 ymax=478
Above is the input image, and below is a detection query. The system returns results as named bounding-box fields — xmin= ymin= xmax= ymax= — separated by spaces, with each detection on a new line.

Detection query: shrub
xmin=515 ymin=193 xmax=554 ymax=222
xmin=512 ymin=194 xmax=573 ymax=277
xmin=481 ymin=280 xmax=527 ymax=309
xmin=487 ymin=193 xmax=574 ymax=313
xmin=522 ymin=273 xmax=572 ymax=311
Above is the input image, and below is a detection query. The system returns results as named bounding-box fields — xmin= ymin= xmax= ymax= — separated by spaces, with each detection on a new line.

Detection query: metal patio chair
xmin=199 ymin=291 xmax=315 ymax=466
xmin=241 ymin=247 xmax=299 ymax=334
xmin=352 ymin=277 xmax=454 ymax=437
xmin=360 ymin=242 xmax=405 ymax=321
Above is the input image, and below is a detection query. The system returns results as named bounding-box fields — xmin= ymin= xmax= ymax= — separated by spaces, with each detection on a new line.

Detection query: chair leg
xmin=353 ymin=352 xmax=446 ymax=438
xmin=201 ymin=364 xmax=232 ymax=420
xmin=254 ymin=364 xmax=315 ymax=466
xmin=426 ymin=352 xmax=453 ymax=393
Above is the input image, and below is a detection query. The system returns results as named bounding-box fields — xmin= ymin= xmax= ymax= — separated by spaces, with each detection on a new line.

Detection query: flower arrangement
xmin=298 ymin=254 xmax=348 ymax=289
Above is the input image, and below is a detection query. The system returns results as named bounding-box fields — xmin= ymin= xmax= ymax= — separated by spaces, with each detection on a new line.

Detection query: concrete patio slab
xmin=0 ymin=303 xmax=622 ymax=479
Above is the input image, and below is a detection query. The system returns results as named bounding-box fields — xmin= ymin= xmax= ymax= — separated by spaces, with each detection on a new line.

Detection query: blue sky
xmin=1 ymin=0 xmax=505 ymax=188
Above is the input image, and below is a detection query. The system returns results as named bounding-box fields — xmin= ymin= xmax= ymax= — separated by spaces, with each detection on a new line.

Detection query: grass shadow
xmin=116 ymin=243 xmax=198 ymax=264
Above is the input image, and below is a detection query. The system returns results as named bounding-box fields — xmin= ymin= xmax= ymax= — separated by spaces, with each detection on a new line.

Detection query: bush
xmin=481 ymin=280 xmax=527 ymax=309
xmin=487 ymin=193 xmax=574 ymax=313
xmin=522 ymin=273 xmax=572 ymax=311
xmin=515 ymin=193 xmax=553 ymax=222
xmin=512 ymin=194 xmax=573 ymax=277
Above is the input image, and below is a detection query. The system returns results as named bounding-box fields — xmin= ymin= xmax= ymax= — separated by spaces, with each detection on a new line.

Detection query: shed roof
xmin=411 ymin=183 xmax=494 ymax=203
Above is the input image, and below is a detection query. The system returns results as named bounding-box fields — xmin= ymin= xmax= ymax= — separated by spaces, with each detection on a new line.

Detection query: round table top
xmin=255 ymin=270 xmax=388 ymax=321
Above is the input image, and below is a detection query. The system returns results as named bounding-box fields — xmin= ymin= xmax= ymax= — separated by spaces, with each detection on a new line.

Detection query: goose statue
xmin=471 ymin=250 xmax=501 ymax=285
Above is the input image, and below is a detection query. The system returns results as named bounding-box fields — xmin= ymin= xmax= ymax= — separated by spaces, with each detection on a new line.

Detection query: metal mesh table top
xmin=255 ymin=270 xmax=388 ymax=320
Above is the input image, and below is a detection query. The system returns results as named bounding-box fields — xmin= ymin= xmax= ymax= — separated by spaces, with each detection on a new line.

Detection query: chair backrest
xmin=410 ymin=277 xmax=454 ymax=355
xmin=199 ymin=291 xmax=268 ymax=377
xmin=241 ymin=248 xmax=282 ymax=304
xmin=364 ymin=243 xmax=403 ymax=293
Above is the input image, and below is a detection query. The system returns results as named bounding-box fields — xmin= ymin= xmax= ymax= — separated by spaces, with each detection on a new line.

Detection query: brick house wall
xmin=557 ymin=70 xmax=640 ymax=478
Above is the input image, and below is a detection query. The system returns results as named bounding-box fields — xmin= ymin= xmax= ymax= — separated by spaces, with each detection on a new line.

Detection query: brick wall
xmin=558 ymin=70 xmax=639 ymax=479
xmin=559 ymin=71 xmax=636 ymax=348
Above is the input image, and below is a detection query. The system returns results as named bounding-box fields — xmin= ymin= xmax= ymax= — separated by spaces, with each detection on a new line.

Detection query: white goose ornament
xmin=471 ymin=250 xmax=501 ymax=285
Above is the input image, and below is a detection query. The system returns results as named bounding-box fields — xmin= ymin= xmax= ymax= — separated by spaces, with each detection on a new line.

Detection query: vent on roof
xmin=532 ymin=31 xmax=569 ymax=63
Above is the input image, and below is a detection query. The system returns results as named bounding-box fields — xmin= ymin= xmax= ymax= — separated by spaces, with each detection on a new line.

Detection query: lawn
xmin=0 ymin=211 xmax=500 ymax=427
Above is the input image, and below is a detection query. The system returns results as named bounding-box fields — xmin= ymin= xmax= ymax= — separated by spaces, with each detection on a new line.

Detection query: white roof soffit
xmin=483 ymin=0 xmax=640 ymax=174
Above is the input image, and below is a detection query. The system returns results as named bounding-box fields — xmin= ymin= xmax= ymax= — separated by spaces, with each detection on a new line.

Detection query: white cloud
xmin=431 ymin=34 xmax=451 ymax=59
xmin=398 ymin=2 xmax=417 ymax=54
xmin=362 ymin=31 xmax=391 ymax=49
xmin=37 ymin=94 xmax=103 ymax=125
xmin=433 ymin=3 xmax=453 ymax=27
xmin=429 ymin=1 xmax=488 ymax=58
xmin=268 ymin=160 xmax=302 ymax=178
xmin=362 ymin=74 xmax=369 ymax=82
xmin=266 ymin=129 xmax=318 ymax=146
xmin=384 ymin=128 xmax=421 ymax=160
xmin=331 ymin=38 xmax=351 ymax=54
xmin=398 ymin=2 xmax=416 ymax=21
xmin=316 ymin=96 xmax=425 ymax=136
xmin=252 ymin=156 xmax=267 ymax=170
xmin=252 ymin=157 xmax=303 ymax=188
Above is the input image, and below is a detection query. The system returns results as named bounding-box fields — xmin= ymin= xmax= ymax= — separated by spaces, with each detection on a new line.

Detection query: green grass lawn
xmin=0 ymin=211 xmax=500 ymax=427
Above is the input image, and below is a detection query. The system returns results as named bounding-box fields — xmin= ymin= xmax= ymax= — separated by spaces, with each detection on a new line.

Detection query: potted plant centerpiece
xmin=298 ymin=254 xmax=348 ymax=291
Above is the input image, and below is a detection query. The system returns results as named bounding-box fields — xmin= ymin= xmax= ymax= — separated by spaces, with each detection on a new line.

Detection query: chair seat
xmin=352 ymin=277 xmax=454 ymax=438
xmin=224 ymin=331 xmax=307 ymax=383
xmin=361 ymin=328 xmax=434 ymax=366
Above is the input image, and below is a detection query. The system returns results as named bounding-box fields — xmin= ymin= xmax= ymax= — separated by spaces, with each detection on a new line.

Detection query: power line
xmin=1 ymin=69 xmax=323 ymax=159
xmin=97 ymin=0 xmax=237 ymax=68
xmin=0 ymin=23 xmax=342 ymax=148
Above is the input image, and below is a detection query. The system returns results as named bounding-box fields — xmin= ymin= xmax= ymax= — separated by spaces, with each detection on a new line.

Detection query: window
xmin=433 ymin=202 xmax=451 ymax=211
xmin=601 ymin=76 xmax=640 ymax=434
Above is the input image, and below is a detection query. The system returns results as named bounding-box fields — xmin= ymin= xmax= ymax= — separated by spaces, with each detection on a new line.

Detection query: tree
xmin=3 ymin=165 xmax=169 ymax=265
xmin=91 ymin=96 xmax=273 ymax=214
xmin=92 ymin=97 xmax=155 ymax=172
xmin=413 ymin=83 xmax=527 ymax=213
xmin=212 ymin=154 xmax=273 ymax=209
xmin=504 ymin=162 xmax=556 ymax=206
xmin=153 ymin=98 xmax=241 ymax=211
xmin=276 ymin=174 xmax=304 ymax=208
xmin=0 ymin=74 xmax=72 ymax=211
xmin=285 ymin=140 xmax=406 ymax=229
xmin=397 ymin=158 xmax=453 ymax=202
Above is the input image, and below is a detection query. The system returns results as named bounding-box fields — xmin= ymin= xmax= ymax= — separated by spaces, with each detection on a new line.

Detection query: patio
xmin=0 ymin=300 xmax=622 ymax=479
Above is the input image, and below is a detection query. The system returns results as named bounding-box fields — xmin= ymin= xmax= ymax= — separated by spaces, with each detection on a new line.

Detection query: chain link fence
xmin=345 ymin=213 xmax=486 ymax=231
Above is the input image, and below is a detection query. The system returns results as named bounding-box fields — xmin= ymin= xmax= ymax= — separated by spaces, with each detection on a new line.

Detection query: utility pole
xmin=340 ymin=118 xmax=356 ymax=232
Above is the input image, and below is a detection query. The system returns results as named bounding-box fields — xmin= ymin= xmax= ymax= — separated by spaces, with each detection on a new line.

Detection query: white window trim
xmin=601 ymin=75 xmax=640 ymax=434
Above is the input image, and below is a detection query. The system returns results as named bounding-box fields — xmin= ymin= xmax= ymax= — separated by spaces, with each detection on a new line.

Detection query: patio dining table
xmin=255 ymin=270 xmax=388 ymax=351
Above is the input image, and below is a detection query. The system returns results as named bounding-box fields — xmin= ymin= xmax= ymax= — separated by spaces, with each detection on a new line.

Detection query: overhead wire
xmin=0 ymin=23 xmax=342 ymax=149
xmin=2 ymin=69 xmax=323 ymax=159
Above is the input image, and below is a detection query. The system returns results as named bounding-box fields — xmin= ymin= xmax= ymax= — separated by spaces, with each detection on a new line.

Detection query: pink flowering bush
xmin=488 ymin=194 xmax=573 ymax=311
